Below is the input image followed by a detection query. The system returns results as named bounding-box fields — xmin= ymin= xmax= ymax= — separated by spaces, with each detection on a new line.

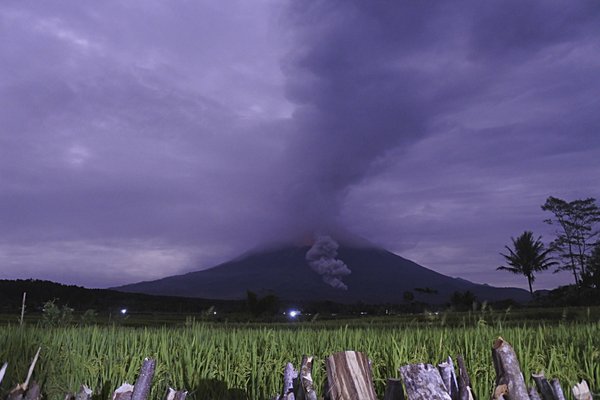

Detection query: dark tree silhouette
xmin=498 ymin=231 xmax=557 ymax=296
xmin=542 ymin=196 xmax=600 ymax=285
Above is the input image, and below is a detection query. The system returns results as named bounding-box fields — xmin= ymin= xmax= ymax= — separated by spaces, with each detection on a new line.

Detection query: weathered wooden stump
xmin=295 ymin=356 xmax=317 ymax=400
xmin=325 ymin=351 xmax=377 ymax=400
xmin=112 ymin=383 xmax=134 ymax=400
xmin=550 ymin=379 xmax=566 ymax=400
xmin=572 ymin=380 xmax=592 ymax=400
xmin=492 ymin=337 xmax=529 ymax=400
xmin=532 ymin=372 xmax=558 ymax=400
xmin=400 ymin=363 xmax=451 ymax=400
xmin=438 ymin=356 xmax=459 ymax=400
xmin=131 ymin=358 xmax=156 ymax=400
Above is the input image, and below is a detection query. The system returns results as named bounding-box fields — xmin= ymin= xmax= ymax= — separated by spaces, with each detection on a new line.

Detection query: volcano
xmin=114 ymin=238 xmax=530 ymax=304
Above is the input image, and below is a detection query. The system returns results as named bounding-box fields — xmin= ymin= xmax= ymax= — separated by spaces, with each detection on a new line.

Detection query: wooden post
xmin=20 ymin=292 xmax=26 ymax=326
xmin=383 ymin=378 xmax=405 ymax=400
xmin=296 ymin=356 xmax=317 ymax=400
xmin=491 ymin=337 xmax=529 ymax=400
xmin=456 ymin=355 xmax=474 ymax=400
xmin=532 ymin=372 xmax=556 ymax=400
xmin=131 ymin=358 xmax=156 ymax=400
xmin=400 ymin=363 xmax=451 ymax=400
xmin=326 ymin=351 xmax=377 ymax=400
xmin=572 ymin=380 xmax=592 ymax=400
xmin=281 ymin=362 xmax=297 ymax=400
xmin=113 ymin=383 xmax=134 ymax=400
xmin=24 ymin=347 xmax=41 ymax=392
xmin=438 ymin=356 xmax=459 ymax=400
xmin=550 ymin=379 xmax=566 ymax=400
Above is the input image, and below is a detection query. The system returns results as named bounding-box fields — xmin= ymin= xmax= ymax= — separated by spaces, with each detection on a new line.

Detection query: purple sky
xmin=1 ymin=1 xmax=599 ymax=291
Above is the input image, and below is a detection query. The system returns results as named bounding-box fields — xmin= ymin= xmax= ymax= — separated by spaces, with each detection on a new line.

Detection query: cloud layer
xmin=1 ymin=1 xmax=599 ymax=290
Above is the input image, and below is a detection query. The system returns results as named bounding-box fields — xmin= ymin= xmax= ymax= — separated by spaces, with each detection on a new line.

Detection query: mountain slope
xmin=115 ymin=244 xmax=530 ymax=304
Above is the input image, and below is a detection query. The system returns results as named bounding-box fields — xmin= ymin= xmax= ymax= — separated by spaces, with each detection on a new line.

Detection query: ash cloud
xmin=306 ymin=235 xmax=351 ymax=290
xmin=279 ymin=1 xmax=600 ymax=229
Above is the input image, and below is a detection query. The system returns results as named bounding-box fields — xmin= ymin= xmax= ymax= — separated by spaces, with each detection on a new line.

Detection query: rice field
xmin=0 ymin=320 xmax=598 ymax=400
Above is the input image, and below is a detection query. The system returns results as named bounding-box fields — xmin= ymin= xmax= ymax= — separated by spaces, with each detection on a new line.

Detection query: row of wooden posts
xmin=0 ymin=337 xmax=593 ymax=400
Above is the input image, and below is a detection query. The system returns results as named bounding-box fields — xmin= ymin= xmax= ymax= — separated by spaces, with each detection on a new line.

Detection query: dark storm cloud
xmin=1 ymin=0 xmax=599 ymax=289
xmin=281 ymin=0 xmax=600 ymax=288
xmin=0 ymin=0 xmax=292 ymax=285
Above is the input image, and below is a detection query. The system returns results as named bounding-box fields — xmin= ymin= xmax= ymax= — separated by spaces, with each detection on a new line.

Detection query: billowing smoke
xmin=306 ymin=235 xmax=351 ymax=290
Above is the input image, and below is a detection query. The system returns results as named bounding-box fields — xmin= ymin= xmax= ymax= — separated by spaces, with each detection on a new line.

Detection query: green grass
xmin=0 ymin=319 xmax=598 ymax=400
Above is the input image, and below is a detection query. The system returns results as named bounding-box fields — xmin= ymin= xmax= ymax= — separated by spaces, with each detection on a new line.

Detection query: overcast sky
xmin=1 ymin=0 xmax=599 ymax=291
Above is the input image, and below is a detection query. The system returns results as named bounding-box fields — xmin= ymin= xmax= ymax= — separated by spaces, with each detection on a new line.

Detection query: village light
xmin=288 ymin=310 xmax=300 ymax=318
xmin=120 ymin=308 xmax=127 ymax=315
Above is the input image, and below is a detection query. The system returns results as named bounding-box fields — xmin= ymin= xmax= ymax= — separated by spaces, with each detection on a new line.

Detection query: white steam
xmin=305 ymin=235 xmax=351 ymax=290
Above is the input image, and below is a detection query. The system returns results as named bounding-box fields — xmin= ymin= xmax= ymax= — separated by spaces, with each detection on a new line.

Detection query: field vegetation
xmin=1 ymin=310 xmax=598 ymax=400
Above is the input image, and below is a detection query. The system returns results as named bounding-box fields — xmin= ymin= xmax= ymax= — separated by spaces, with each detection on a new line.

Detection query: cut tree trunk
xmin=438 ymin=357 xmax=459 ymax=400
xmin=113 ymin=383 xmax=134 ymax=400
xmin=456 ymin=355 xmax=474 ymax=400
xmin=532 ymin=372 xmax=557 ymax=400
xmin=296 ymin=356 xmax=317 ymax=400
xmin=491 ymin=337 xmax=529 ymax=400
xmin=400 ymin=363 xmax=451 ymax=400
xmin=281 ymin=362 xmax=297 ymax=400
xmin=131 ymin=358 xmax=156 ymax=400
xmin=550 ymin=379 xmax=566 ymax=400
xmin=572 ymin=380 xmax=592 ymax=400
xmin=325 ymin=351 xmax=377 ymax=400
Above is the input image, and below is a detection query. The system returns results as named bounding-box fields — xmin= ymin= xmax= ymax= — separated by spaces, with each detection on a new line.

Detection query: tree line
xmin=497 ymin=196 xmax=600 ymax=296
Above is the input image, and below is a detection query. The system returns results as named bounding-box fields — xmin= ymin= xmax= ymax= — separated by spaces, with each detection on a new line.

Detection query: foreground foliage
xmin=0 ymin=321 xmax=598 ymax=400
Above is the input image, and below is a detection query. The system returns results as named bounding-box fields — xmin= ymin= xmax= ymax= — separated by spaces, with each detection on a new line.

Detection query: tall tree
xmin=541 ymin=197 xmax=600 ymax=285
xmin=498 ymin=231 xmax=557 ymax=296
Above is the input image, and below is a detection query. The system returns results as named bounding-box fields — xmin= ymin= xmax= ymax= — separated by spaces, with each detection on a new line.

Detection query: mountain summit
xmin=115 ymin=237 xmax=529 ymax=304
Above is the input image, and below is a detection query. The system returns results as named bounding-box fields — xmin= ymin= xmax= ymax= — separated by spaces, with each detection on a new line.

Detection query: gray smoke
xmin=305 ymin=235 xmax=351 ymax=290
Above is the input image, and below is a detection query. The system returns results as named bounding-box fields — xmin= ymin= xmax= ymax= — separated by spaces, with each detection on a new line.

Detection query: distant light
xmin=120 ymin=308 xmax=127 ymax=315
xmin=288 ymin=310 xmax=300 ymax=318
xmin=213 ymin=311 xmax=217 ymax=315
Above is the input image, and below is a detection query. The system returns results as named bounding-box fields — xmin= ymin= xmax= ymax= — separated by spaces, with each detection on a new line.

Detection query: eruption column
xmin=305 ymin=235 xmax=351 ymax=290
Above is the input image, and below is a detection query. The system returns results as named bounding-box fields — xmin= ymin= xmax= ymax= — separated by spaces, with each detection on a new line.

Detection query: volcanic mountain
xmin=115 ymin=238 xmax=530 ymax=304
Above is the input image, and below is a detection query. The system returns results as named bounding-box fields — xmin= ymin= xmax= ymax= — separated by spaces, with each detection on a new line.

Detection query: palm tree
xmin=498 ymin=231 xmax=557 ymax=296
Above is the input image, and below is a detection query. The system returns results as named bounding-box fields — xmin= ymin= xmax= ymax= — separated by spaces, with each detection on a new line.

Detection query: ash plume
xmin=306 ymin=235 xmax=351 ymax=290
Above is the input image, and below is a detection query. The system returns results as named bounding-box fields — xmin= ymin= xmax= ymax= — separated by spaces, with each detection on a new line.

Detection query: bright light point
xmin=120 ymin=308 xmax=127 ymax=315
xmin=288 ymin=310 xmax=300 ymax=318
xmin=213 ymin=311 xmax=217 ymax=315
